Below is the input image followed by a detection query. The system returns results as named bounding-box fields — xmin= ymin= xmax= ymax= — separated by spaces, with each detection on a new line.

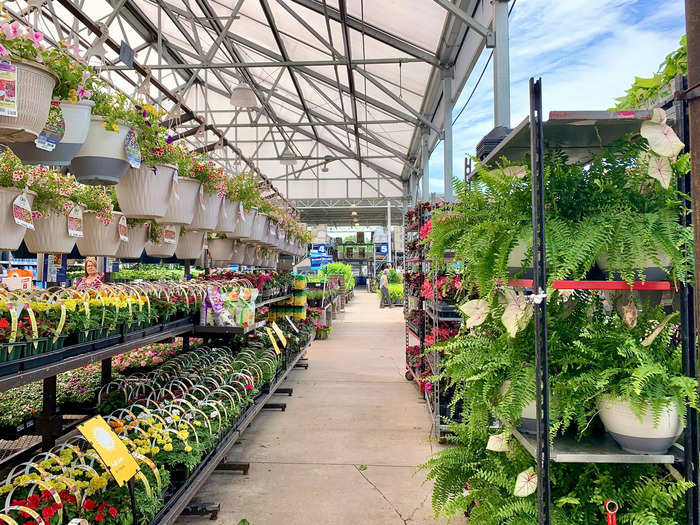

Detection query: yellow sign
xmin=78 ymin=416 xmax=139 ymax=487
xmin=271 ymin=322 xmax=287 ymax=347
xmin=266 ymin=327 xmax=281 ymax=354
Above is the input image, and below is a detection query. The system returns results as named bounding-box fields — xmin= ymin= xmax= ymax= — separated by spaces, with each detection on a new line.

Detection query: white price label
xmin=118 ymin=215 xmax=128 ymax=242
xmin=67 ymin=205 xmax=83 ymax=238
xmin=12 ymin=193 xmax=33 ymax=230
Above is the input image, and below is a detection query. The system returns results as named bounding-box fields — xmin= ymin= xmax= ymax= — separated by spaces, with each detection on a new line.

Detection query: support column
xmin=422 ymin=132 xmax=430 ymax=202
xmin=493 ymin=0 xmax=511 ymax=128
xmin=386 ymin=200 xmax=392 ymax=265
xmin=442 ymin=69 xmax=454 ymax=202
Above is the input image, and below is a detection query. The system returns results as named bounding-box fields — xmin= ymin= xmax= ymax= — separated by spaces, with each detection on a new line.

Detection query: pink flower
xmin=11 ymin=170 xmax=23 ymax=182
xmin=77 ymin=87 xmax=92 ymax=100
xmin=59 ymin=187 xmax=71 ymax=197
xmin=27 ymin=29 xmax=43 ymax=45
xmin=2 ymin=22 xmax=22 ymax=40
xmin=0 ymin=44 xmax=8 ymax=57
xmin=31 ymin=210 xmax=43 ymax=219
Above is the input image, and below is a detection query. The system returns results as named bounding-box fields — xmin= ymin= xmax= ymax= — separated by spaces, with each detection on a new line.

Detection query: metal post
xmin=493 ymin=0 xmax=511 ymax=128
xmin=421 ymin=132 xmax=430 ymax=202
xmin=41 ymin=376 xmax=57 ymax=450
xmin=101 ymin=358 xmax=112 ymax=386
xmin=442 ymin=69 xmax=454 ymax=202
xmin=530 ymin=78 xmax=550 ymax=525
xmin=386 ymin=200 xmax=392 ymax=265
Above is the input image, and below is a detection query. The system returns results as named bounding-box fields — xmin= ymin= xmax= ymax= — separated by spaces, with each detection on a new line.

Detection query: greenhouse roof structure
xmin=9 ymin=0 xmax=509 ymax=225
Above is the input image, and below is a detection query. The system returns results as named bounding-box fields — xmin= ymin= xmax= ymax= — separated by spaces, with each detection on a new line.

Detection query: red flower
xmin=26 ymin=494 xmax=40 ymax=509
xmin=41 ymin=506 xmax=55 ymax=520
xmin=108 ymin=507 xmax=118 ymax=518
xmin=82 ymin=499 xmax=95 ymax=511
xmin=95 ymin=512 xmax=105 ymax=522
xmin=97 ymin=503 xmax=108 ymax=512
xmin=11 ymin=499 xmax=26 ymax=506
xmin=0 ymin=318 xmax=9 ymax=328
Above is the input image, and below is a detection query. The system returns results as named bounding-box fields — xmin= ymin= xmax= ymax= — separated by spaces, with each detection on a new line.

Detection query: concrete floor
xmin=180 ymin=291 xmax=459 ymax=525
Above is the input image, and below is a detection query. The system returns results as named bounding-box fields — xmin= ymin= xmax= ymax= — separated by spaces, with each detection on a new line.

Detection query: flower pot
xmin=230 ymin=240 xmax=246 ymax=265
xmin=216 ymin=198 xmax=240 ymax=234
xmin=596 ymin=251 xmax=672 ymax=282
xmin=76 ymin=211 xmax=123 ymax=256
xmin=12 ymin=99 xmax=94 ymax=166
xmin=0 ymin=187 xmax=36 ymax=250
xmin=175 ymin=230 xmax=206 ymax=260
xmin=116 ymin=164 xmax=177 ymax=219
xmin=207 ymin=238 xmax=234 ymax=262
xmin=115 ymin=222 xmax=149 ymax=259
xmin=145 ymin=225 xmax=181 ymax=258
xmin=189 ymin=191 xmax=222 ymax=231
xmin=598 ymin=396 xmax=682 ymax=454
xmin=0 ymin=61 xmax=57 ymax=142
xmin=156 ymin=176 xmax=201 ymax=225
xmin=251 ymin=213 xmax=268 ymax=243
xmin=71 ymin=117 xmax=132 ymax=185
xmin=24 ymin=211 xmax=75 ymax=254
xmin=226 ymin=206 xmax=256 ymax=240
xmin=243 ymin=244 xmax=260 ymax=266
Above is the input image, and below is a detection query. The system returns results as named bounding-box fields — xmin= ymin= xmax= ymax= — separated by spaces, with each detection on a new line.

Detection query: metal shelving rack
xmin=493 ymin=77 xmax=698 ymax=525
xmin=404 ymin=204 xmax=425 ymax=385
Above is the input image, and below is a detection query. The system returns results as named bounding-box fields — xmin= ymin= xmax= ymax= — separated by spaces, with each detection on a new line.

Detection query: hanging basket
xmin=175 ymin=230 xmax=205 ymax=260
xmin=216 ymin=198 xmax=240 ymax=234
xmin=189 ymin=191 xmax=222 ymax=231
xmin=207 ymin=238 xmax=234 ymax=262
xmin=0 ymin=187 xmax=37 ymax=251
xmin=115 ymin=222 xmax=149 ymax=259
xmin=24 ymin=211 xmax=76 ymax=254
xmin=156 ymin=176 xmax=201 ymax=225
xmin=226 ymin=206 xmax=256 ymax=240
xmin=242 ymin=244 xmax=260 ymax=267
xmin=70 ymin=117 xmax=132 ymax=184
xmin=116 ymin=163 xmax=176 ymax=219
xmin=0 ymin=61 xmax=57 ymax=143
xmin=76 ymin=211 xmax=123 ymax=256
xmin=230 ymin=240 xmax=246 ymax=265
xmin=12 ymin=99 xmax=94 ymax=166
xmin=145 ymin=225 xmax=181 ymax=258
xmin=251 ymin=213 xmax=268 ymax=243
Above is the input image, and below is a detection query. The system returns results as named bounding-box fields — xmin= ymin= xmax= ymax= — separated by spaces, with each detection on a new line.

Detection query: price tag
xmin=78 ymin=416 xmax=139 ymax=487
xmin=35 ymin=101 xmax=65 ymax=151
xmin=0 ymin=61 xmax=18 ymax=117
xmin=12 ymin=193 xmax=33 ymax=230
xmin=238 ymin=202 xmax=245 ymax=221
xmin=271 ymin=321 xmax=287 ymax=347
xmin=266 ymin=327 xmax=281 ymax=354
xmin=124 ymin=129 xmax=141 ymax=168
xmin=199 ymin=185 xmax=205 ymax=208
xmin=172 ymin=170 xmax=180 ymax=201
xmin=118 ymin=215 xmax=128 ymax=242
xmin=67 ymin=205 xmax=83 ymax=238
xmin=285 ymin=315 xmax=299 ymax=333
xmin=163 ymin=225 xmax=177 ymax=244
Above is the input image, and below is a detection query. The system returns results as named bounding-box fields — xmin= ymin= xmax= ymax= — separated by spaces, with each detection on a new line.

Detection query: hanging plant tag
xmin=172 ymin=170 xmax=180 ymax=201
xmin=118 ymin=215 xmax=128 ymax=242
xmin=124 ymin=129 xmax=141 ymax=168
xmin=514 ymin=467 xmax=538 ymax=497
xmin=12 ymin=193 xmax=33 ymax=230
xmin=163 ymin=225 xmax=177 ymax=244
xmin=199 ymin=185 xmax=206 ymax=209
xmin=0 ymin=61 xmax=18 ymax=117
xmin=285 ymin=315 xmax=299 ymax=333
xmin=67 ymin=205 xmax=83 ymax=238
xmin=271 ymin=321 xmax=287 ymax=347
xmin=35 ymin=101 xmax=66 ymax=151
xmin=238 ymin=202 xmax=245 ymax=221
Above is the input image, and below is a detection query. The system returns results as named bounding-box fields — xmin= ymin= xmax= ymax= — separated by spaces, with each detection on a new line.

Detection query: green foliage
xmin=376 ymin=283 xmax=403 ymax=301
xmin=319 ymin=262 xmax=355 ymax=290
xmin=388 ymin=268 xmax=402 ymax=284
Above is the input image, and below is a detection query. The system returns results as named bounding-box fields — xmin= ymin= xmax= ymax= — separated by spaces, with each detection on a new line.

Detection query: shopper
xmin=74 ymin=257 xmax=104 ymax=288
xmin=379 ymin=268 xmax=392 ymax=308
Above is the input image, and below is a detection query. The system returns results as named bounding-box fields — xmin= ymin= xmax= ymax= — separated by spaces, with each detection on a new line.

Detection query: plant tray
xmin=0 ymin=418 xmax=36 ymax=440
xmin=93 ymin=334 xmax=122 ymax=350
xmin=20 ymin=348 xmax=64 ymax=371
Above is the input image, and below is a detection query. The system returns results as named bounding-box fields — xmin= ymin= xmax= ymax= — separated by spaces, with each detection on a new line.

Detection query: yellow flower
xmin=151 ymin=446 xmax=160 ymax=454
xmin=184 ymin=445 xmax=192 ymax=453
xmin=0 ymin=484 xmax=12 ymax=494
xmin=68 ymin=89 xmax=76 ymax=96
xmin=111 ymin=124 xmax=119 ymax=132
xmin=194 ymin=420 xmax=202 ymax=426
xmin=163 ymin=443 xmax=173 ymax=452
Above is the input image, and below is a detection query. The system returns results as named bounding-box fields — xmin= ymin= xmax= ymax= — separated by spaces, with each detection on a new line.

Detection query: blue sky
xmin=427 ymin=0 xmax=687 ymax=192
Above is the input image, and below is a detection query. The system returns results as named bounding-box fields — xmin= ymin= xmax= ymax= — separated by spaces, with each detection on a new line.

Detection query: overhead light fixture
xmin=230 ymin=81 xmax=258 ymax=108
xmin=351 ymin=211 xmax=357 ymax=216
xmin=321 ymin=155 xmax=333 ymax=172
xmin=279 ymin=146 xmax=297 ymax=166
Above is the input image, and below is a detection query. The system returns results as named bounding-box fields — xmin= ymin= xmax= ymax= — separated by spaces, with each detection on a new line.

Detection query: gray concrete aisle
xmin=180 ymin=291 xmax=456 ymax=525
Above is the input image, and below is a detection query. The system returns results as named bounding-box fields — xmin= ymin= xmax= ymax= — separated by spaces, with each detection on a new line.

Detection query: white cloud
xmin=426 ymin=0 xmax=686 ymax=193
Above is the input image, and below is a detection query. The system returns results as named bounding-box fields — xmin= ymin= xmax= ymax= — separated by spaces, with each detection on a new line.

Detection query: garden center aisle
xmin=179 ymin=291 xmax=456 ymax=525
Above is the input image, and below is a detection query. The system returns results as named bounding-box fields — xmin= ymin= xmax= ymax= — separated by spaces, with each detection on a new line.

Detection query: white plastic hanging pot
xmin=230 ymin=240 xmax=246 ymax=265
xmin=216 ymin=198 xmax=240 ymax=234
xmin=114 ymin=222 xmax=148 ymax=259
xmin=0 ymin=187 xmax=36 ymax=251
xmin=71 ymin=117 xmax=132 ymax=185
xmin=207 ymin=238 xmax=234 ymax=261
xmin=76 ymin=211 xmax=123 ymax=256
xmin=0 ymin=61 xmax=57 ymax=143
xmin=116 ymin=163 xmax=176 ymax=219
xmin=24 ymin=211 xmax=76 ymax=254
xmin=596 ymin=251 xmax=672 ymax=282
xmin=145 ymin=224 xmax=181 ymax=258
xmin=251 ymin=213 xmax=268 ymax=243
xmin=156 ymin=176 xmax=201 ymax=225
xmin=175 ymin=230 xmax=205 ymax=260
xmin=598 ymin=396 xmax=682 ymax=454
xmin=226 ymin=206 xmax=256 ymax=240
xmin=242 ymin=244 xmax=260 ymax=266
xmin=189 ymin=191 xmax=222 ymax=231
xmin=265 ymin=250 xmax=278 ymax=268
xmin=12 ymin=99 xmax=94 ymax=166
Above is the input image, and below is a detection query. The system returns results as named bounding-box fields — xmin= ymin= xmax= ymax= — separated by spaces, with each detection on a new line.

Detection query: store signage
xmin=78 ymin=416 xmax=139 ymax=487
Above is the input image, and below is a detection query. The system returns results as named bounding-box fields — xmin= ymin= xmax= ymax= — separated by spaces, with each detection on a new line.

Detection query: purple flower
xmin=135 ymin=105 xmax=142 ymax=110
xmin=166 ymin=136 xmax=174 ymax=144
xmin=152 ymin=166 xmax=157 ymax=176
xmin=142 ymin=110 xmax=147 ymax=117
xmin=145 ymin=121 xmax=152 ymax=127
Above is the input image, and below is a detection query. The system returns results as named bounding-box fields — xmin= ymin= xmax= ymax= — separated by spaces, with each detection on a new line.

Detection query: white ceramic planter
xmin=216 ymin=198 xmax=240 ymax=234
xmin=156 ymin=176 xmax=201 ymax=225
xmin=0 ymin=62 xmax=56 ymax=143
xmin=230 ymin=240 xmax=246 ymax=265
xmin=597 ymin=252 xmax=672 ymax=281
xmin=207 ymin=238 xmax=234 ymax=262
xmin=598 ymin=396 xmax=682 ymax=454
xmin=71 ymin=117 xmax=132 ymax=185
xmin=226 ymin=206 xmax=256 ymax=240
xmin=190 ymin=191 xmax=222 ymax=231
xmin=116 ymin=164 xmax=176 ymax=219
xmin=145 ymin=225 xmax=181 ymax=258
xmin=0 ymin=187 xmax=36 ymax=251
xmin=24 ymin=212 xmax=76 ymax=254
xmin=12 ymin=99 xmax=94 ymax=166
xmin=76 ymin=211 xmax=123 ymax=256
xmin=114 ymin=222 xmax=149 ymax=259
xmin=175 ymin=230 xmax=205 ymax=260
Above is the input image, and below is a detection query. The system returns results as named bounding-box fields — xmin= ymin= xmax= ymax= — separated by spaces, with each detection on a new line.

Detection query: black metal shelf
xmin=193 ymin=320 xmax=266 ymax=336
xmin=423 ymin=301 xmax=462 ymax=322
xmin=255 ymin=294 xmax=291 ymax=307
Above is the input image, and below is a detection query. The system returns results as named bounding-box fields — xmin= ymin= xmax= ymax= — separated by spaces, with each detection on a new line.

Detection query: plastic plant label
xmin=12 ymin=193 xmax=33 ymax=230
xmin=238 ymin=202 xmax=245 ymax=221
xmin=271 ymin=322 xmax=287 ymax=348
xmin=285 ymin=315 xmax=299 ymax=333
xmin=172 ymin=170 xmax=180 ymax=201
xmin=35 ymin=101 xmax=66 ymax=151
xmin=124 ymin=129 xmax=141 ymax=168
xmin=199 ymin=185 xmax=206 ymax=209
xmin=163 ymin=225 xmax=177 ymax=244
xmin=118 ymin=215 xmax=128 ymax=242
xmin=266 ymin=327 xmax=281 ymax=354
xmin=67 ymin=205 xmax=83 ymax=238
xmin=78 ymin=416 xmax=139 ymax=487
xmin=0 ymin=61 xmax=17 ymax=117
